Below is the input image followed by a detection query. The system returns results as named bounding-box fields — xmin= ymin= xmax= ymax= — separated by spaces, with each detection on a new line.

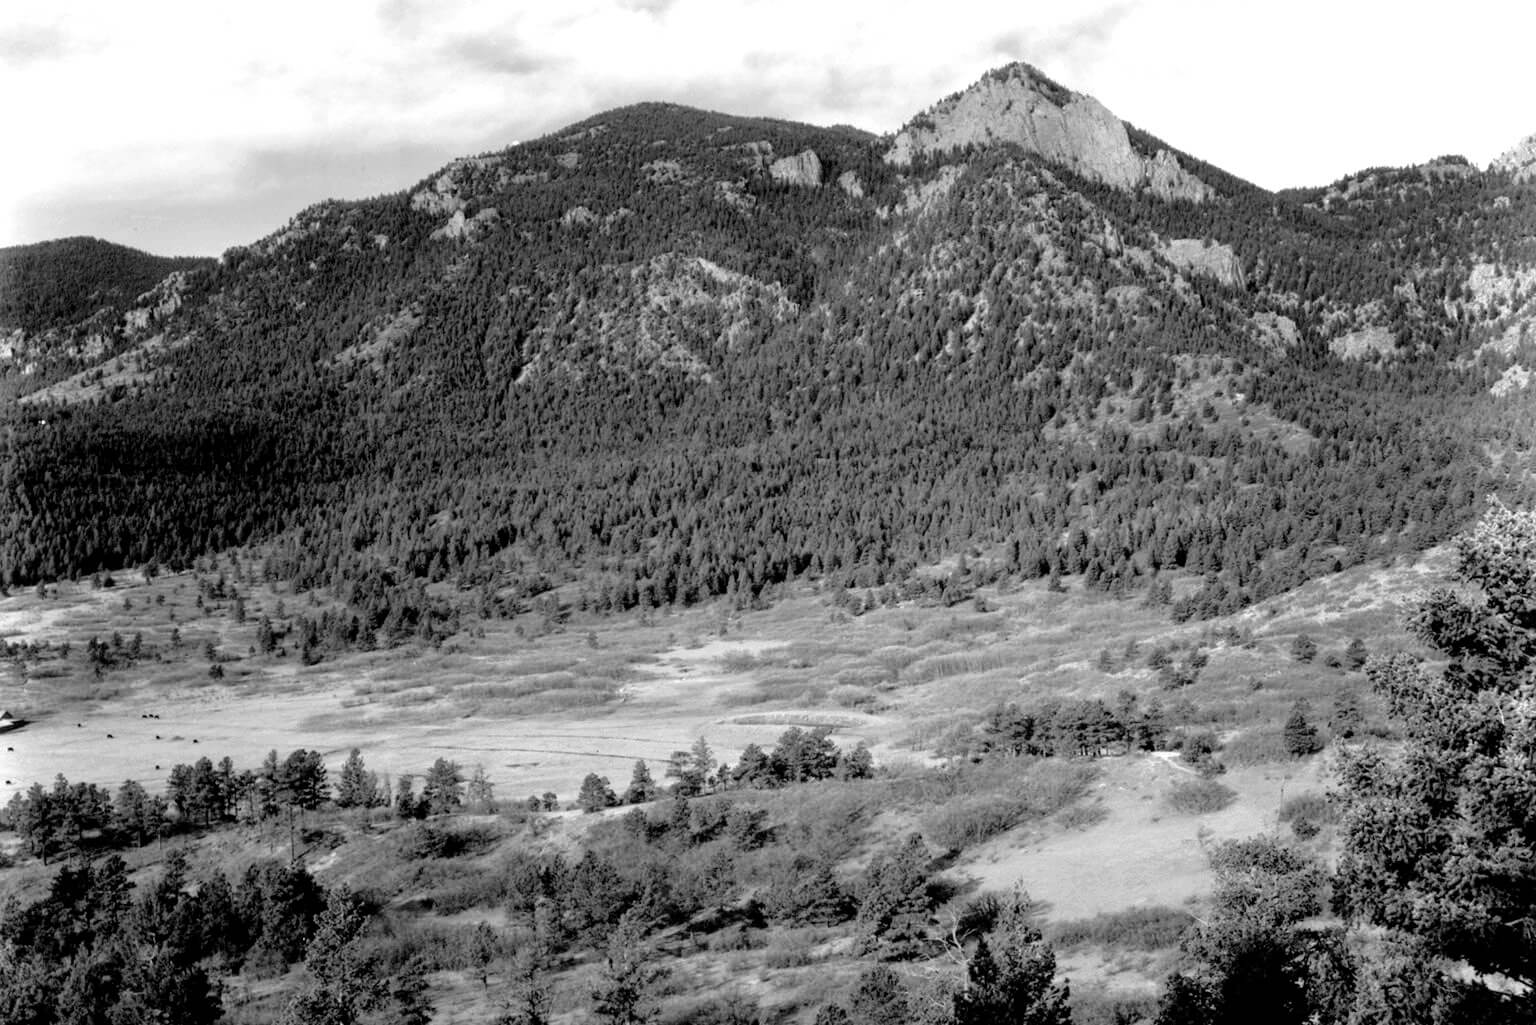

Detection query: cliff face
xmin=885 ymin=63 xmax=1214 ymax=203
xmin=1494 ymin=133 xmax=1536 ymax=183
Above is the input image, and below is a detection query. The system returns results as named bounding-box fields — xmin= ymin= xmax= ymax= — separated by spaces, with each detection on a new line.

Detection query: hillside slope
xmin=2 ymin=64 xmax=1534 ymax=645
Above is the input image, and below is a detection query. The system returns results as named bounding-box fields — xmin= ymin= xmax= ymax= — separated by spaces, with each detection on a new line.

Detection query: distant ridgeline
xmin=3 ymin=64 xmax=1535 ymax=640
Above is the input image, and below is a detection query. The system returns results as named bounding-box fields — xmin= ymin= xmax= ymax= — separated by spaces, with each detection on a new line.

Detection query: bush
xmin=1220 ymin=728 xmax=1291 ymax=766
xmin=1290 ymin=634 xmax=1318 ymax=663
xmin=920 ymin=761 xmax=1096 ymax=850
xmin=1049 ymin=906 xmax=1191 ymax=950
xmin=1278 ymin=791 xmax=1333 ymax=839
xmin=1166 ymin=778 xmax=1236 ymax=815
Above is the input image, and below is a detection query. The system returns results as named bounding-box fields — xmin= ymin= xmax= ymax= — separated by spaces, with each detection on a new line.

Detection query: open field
xmin=0 ymin=544 xmax=1447 ymax=1017
xmin=3 ymin=542 xmax=1435 ymax=854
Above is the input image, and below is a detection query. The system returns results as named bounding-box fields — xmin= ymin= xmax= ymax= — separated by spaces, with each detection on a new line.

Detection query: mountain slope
xmin=3 ymin=64 xmax=1533 ymax=646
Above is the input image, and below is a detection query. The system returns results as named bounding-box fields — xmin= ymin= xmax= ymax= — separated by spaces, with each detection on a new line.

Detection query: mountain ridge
xmin=2 ymin=62 xmax=1533 ymax=643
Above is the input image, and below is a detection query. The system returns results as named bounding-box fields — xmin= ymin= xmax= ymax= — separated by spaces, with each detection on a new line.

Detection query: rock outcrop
xmin=769 ymin=149 xmax=822 ymax=187
xmin=431 ymin=208 xmax=500 ymax=242
xmin=1160 ymin=238 xmax=1246 ymax=288
xmin=1493 ymin=132 xmax=1536 ymax=183
xmin=1492 ymin=364 xmax=1533 ymax=397
xmin=885 ymin=63 xmax=1213 ymax=204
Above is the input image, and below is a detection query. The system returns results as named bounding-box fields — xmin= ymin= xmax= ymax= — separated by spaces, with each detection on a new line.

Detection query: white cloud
xmin=3 ymin=0 xmax=1534 ymax=253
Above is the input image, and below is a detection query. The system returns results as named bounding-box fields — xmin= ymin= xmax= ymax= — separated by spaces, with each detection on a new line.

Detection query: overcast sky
xmin=3 ymin=0 xmax=1533 ymax=257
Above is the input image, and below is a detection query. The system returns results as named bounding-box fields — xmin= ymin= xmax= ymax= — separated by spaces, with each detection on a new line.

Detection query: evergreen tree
xmin=854 ymin=833 xmax=932 ymax=959
xmin=421 ymin=758 xmax=464 ymax=815
xmin=577 ymin=773 xmax=619 ymax=813
xmin=591 ymin=913 xmax=666 ymax=1025
xmin=1334 ymin=504 xmax=1536 ymax=1011
xmin=335 ymin=748 xmax=372 ymax=809
xmin=1282 ymin=701 xmax=1321 ymax=756
xmin=624 ymin=760 xmax=658 ymax=804
xmin=279 ymin=887 xmax=388 ymax=1025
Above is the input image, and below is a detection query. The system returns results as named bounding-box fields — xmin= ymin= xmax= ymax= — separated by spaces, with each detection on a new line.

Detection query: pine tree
xmin=577 ymin=773 xmax=618 ymax=813
xmin=591 ymin=913 xmax=666 ymax=1025
xmin=855 ymin=833 xmax=932 ymax=959
xmin=624 ymin=760 xmax=658 ymax=804
xmin=467 ymin=765 xmax=496 ymax=812
xmin=279 ymin=887 xmax=388 ymax=1025
xmin=1282 ymin=701 xmax=1321 ymax=756
xmin=421 ymin=758 xmax=464 ymax=815
xmin=335 ymin=748 xmax=370 ymax=808
xmin=1334 ymin=504 xmax=1536 ymax=1010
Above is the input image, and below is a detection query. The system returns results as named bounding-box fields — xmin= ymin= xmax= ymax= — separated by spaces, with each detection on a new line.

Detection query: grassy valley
xmin=0 ymin=542 xmax=1441 ymax=1022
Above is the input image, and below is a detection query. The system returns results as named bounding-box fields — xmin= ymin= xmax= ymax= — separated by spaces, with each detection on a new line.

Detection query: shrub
xmin=1166 ymin=778 xmax=1236 ymax=815
xmin=1278 ymin=791 xmax=1333 ymax=839
xmin=921 ymin=761 xmax=1095 ymax=850
xmin=1220 ymin=727 xmax=1291 ymax=766
xmin=1290 ymin=634 xmax=1318 ymax=663
xmin=1049 ymin=906 xmax=1191 ymax=950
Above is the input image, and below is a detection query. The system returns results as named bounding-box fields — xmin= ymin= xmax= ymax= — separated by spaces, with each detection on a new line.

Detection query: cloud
xmin=443 ymin=35 xmax=559 ymax=77
xmin=9 ymin=0 xmax=1536 ymax=255
xmin=0 ymin=23 xmax=74 ymax=66
xmin=617 ymin=0 xmax=680 ymax=13
xmin=985 ymin=3 xmax=1135 ymax=72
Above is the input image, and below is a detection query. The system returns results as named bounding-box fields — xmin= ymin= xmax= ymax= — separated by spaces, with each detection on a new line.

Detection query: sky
xmin=3 ymin=0 xmax=1534 ymax=257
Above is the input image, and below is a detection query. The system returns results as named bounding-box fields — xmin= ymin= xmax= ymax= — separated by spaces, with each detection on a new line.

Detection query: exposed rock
xmin=1160 ymin=238 xmax=1246 ymax=289
xmin=724 ymin=140 xmax=774 ymax=170
xmin=837 ymin=170 xmax=865 ymax=198
xmin=769 ymin=149 xmax=822 ymax=187
xmin=335 ymin=307 xmax=422 ymax=368
xmin=431 ymin=208 xmax=500 ymax=242
xmin=643 ymin=159 xmax=689 ymax=185
xmin=410 ymin=170 xmax=468 ymax=216
xmin=1251 ymin=312 xmax=1301 ymax=351
xmin=1463 ymin=261 xmax=1536 ymax=316
xmin=123 ymin=271 xmax=190 ymax=333
xmin=885 ymin=164 xmax=966 ymax=219
xmin=1329 ymin=325 xmax=1397 ymax=360
xmin=557 ymin=151 xmax=581 ymax=170
xmin=715 ymin=181 xmax=754 ymax=211
xmin=561 ymin=205 xmax=598 ymax=228
xmin=1492 ymin=364 xmax=1533 ymax=396
xmin=885 ymin=63 xmax=1213 ymax=204
xmin=1493 ymin=132 xmax=1536 ymax=183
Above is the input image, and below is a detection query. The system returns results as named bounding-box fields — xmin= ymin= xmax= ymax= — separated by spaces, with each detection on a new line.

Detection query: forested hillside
xmin=3 ymin=64 xmax=1534 ymax=642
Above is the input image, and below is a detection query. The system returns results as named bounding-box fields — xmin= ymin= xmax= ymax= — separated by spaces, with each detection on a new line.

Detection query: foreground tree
xmin=591 ymin=913 xmax=666 ymax=1025
xmin=1156 ymin=837 xmax=1344 ymax=1025
xmin=953 ymin=890 xmax=1071 ymax=1025
xmin=1334 ymin=502 xmax=1536 ymax=1021
xmin=279 ymin=888 xmax=388 ymax=1025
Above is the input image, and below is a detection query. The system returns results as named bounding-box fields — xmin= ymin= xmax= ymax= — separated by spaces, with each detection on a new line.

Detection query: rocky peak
xmin=1493 ymin=132 xmax=1536 ymax=183
xmin=885 ymin=62 xmax=1213 ymax=204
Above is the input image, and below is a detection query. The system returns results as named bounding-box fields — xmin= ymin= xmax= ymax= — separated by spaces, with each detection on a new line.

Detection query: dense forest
xmin=2 ymin=63 xmax=1534 ymax=640
xmin=0 ymin=237 xmax=209 ymax=336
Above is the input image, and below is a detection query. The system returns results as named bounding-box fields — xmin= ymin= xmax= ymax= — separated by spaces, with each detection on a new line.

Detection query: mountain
xmin=3 ymin=64 xmax=1534 ymax=646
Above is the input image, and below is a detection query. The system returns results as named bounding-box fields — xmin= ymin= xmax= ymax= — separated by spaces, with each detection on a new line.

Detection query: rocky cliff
xmin=1494 ymin=132 xmax=1536 ymax=183
xmin=885 ymin=63 xmax=1213 ymax=204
